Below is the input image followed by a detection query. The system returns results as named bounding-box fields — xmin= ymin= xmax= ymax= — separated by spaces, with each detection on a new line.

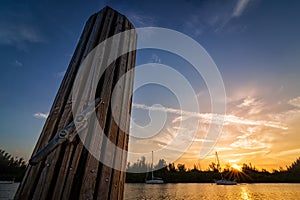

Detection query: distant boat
xmin=145 ymin=178 xmax=164 ymax=184
xmin=214 ymin=179 xmax=237 ymax=185
xmin=145 ymin=151 xmax=164 ymax=184
xmin=214 ymin=152 xmax=237 ymax=185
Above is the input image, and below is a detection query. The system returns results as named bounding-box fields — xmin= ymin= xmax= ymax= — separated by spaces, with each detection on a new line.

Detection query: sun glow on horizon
xmin=231 ymin=163 xmax=242 ymax=171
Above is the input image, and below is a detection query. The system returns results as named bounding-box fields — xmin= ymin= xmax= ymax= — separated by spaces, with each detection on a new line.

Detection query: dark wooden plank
xmin=32 ymin=101 xmax=73 ymax=199
xmin=109 ymin=20 xmax=136 ymax=200
xmin=30 ymin=11 xmax=101 ymax=199
xmin=15 ymin=6 xmax=136 ymax=200
xmin=49 ymin=8 xmax=114 ymax=200
xmin=94 ymin=16 xmax=136 ymax=200
xmin=118 ymin=27 xmax=137 ymax=200
xmin=58 ymin=8 xmax=118 ymax=200
xmin=14 ymin=13 xmax=97 ymax=200
xmin=58 ymin=9 xmax=115 ymax=199
xmin=79 ymin=13 xmax=128 ymax=200
xmin=78 ymin=9 xmax=119 ymax=200
xmin=118 ymin=45 xmax=136 ymax=199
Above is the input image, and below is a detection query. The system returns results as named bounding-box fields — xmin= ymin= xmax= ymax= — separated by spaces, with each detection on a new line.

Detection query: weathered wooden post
xmin=15 ymin=6 xmax=136 ymax=200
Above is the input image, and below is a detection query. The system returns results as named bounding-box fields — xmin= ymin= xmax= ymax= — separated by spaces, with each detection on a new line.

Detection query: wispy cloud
xmin=267 ymin=96 xmax=300 ymax=123
xmin=127 ymin=12 xmax=156 ymax=27
xmin=237 ymin=96 xmax=257 ymax=108
xmin=0 ymin=24 xmax=44 ymax=49
xmin=230 ymin=138 xmax=268 ymax=150
xmin=232 ymin=0 xmax=251 ymax=17
xmin=33 ymin=112 xmax=48 ymax=119
xmin=13 ymin=60 xmax=23 ymax=67
xmin=236 ymin=96 xmax=264 ymax=115
xmin=132 ymin=103 xmax=288 ymax=130
xmin=215 ymin=147 xmax=233 ymax=152
xmin=288 ymin=96 xmax=300 ymax=108
xmin=193 ymin=138 xmax=215 ymax=143
xmin=236 ymin=127 xmax=258 ymax=139
xmin=217 ymin=0 xmax=252 ymax=32
xmin=276 ymin=148 xmax=300 ymax=157
xmin=0 ymin=7 xmax=45 ymax=50
xmin=225 ymin=115 xmax=287 ymax=130
xmin=182 ymin=14 xmax=205 ymax=38
xmin=229 ymin=150 xmax=270 ymax=157
xmin=54 ymin=70 xmax=66 ymax=78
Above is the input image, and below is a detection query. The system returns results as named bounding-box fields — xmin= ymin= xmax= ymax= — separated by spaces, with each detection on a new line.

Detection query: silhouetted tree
xmin=155 ymin=159 xmax=167 ymax=170
xmin=168 ymin=163 xmax=176 ymax=172
xmin=126 ymin=156 xmax=300 ymax=183
xmin=287 ymin=157 xmax=300 ymax=174
xmin=191 ymin=164 xmax=200 ymax=172
xmin=0 ymin=149 xmax=27 ymax=181
xmin=177 ymin=164 xmax=186 ymax=172
xmin=209 ymin=162 xmax=219 ymax=172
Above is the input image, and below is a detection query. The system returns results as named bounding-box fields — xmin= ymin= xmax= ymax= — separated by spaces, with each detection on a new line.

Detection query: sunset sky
xmin=1 ymin=0 xmax=300 ymax=171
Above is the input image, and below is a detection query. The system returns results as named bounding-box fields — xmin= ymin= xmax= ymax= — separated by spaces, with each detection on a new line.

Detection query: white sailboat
xmin=145 ymin=151 xmax=164 ymax=184
xmin=214 ymin=152 xmax=237 ymax=185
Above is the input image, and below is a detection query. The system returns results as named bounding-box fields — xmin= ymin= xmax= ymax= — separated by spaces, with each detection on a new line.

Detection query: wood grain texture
xmin=15 ymin=6 xmax=136 ymax=200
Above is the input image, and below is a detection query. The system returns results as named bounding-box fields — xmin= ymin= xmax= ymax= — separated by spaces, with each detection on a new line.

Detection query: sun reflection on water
xmin=240 ymin=186 xmax=251 ymax=200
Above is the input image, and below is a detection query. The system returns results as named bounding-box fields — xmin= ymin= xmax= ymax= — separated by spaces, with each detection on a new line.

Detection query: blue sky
xmin=1 ymin=0 xmax=300 ymax=170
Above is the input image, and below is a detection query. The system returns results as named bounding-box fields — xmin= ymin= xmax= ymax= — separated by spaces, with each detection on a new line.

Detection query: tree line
xmin=0 ymin=149 xmax=26 ymax=181
xmin=126 ymin=156 xmax=300 ymax=183
xmin=1 ymin=149 xmax=300 ymax=183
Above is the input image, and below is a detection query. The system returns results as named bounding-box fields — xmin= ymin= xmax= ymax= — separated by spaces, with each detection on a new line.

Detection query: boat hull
xmin=145 ymin=179 xmax=164 ymax=184
xmin=215 ymin=179 xmax=237 ymax=185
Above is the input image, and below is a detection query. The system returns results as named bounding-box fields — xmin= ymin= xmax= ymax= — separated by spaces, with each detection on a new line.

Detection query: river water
xmin=1 ymin=183 xmax=299 ymax=199
xmin=0 ymin=183 xmax=19 ymax=200
xmin=124 ymin=183 xmax=300 ymax=200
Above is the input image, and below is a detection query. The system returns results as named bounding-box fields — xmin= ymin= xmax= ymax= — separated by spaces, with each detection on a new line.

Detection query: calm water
xmin=1 ymin=183 xmax=299 ymax=199
xmin=124 ymin=183 xmax=300 ymax=200
xmin=0 ymin=183 xmax=19 ymax=200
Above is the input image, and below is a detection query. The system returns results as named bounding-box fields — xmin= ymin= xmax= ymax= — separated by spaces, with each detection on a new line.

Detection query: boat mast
xmin=215 ymin=152 xmax=223 ymax=178
xmin=215 ymin=152 xmax=220 ymax=167
xmin=151 ymin=151 xmax=154 ymax=179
